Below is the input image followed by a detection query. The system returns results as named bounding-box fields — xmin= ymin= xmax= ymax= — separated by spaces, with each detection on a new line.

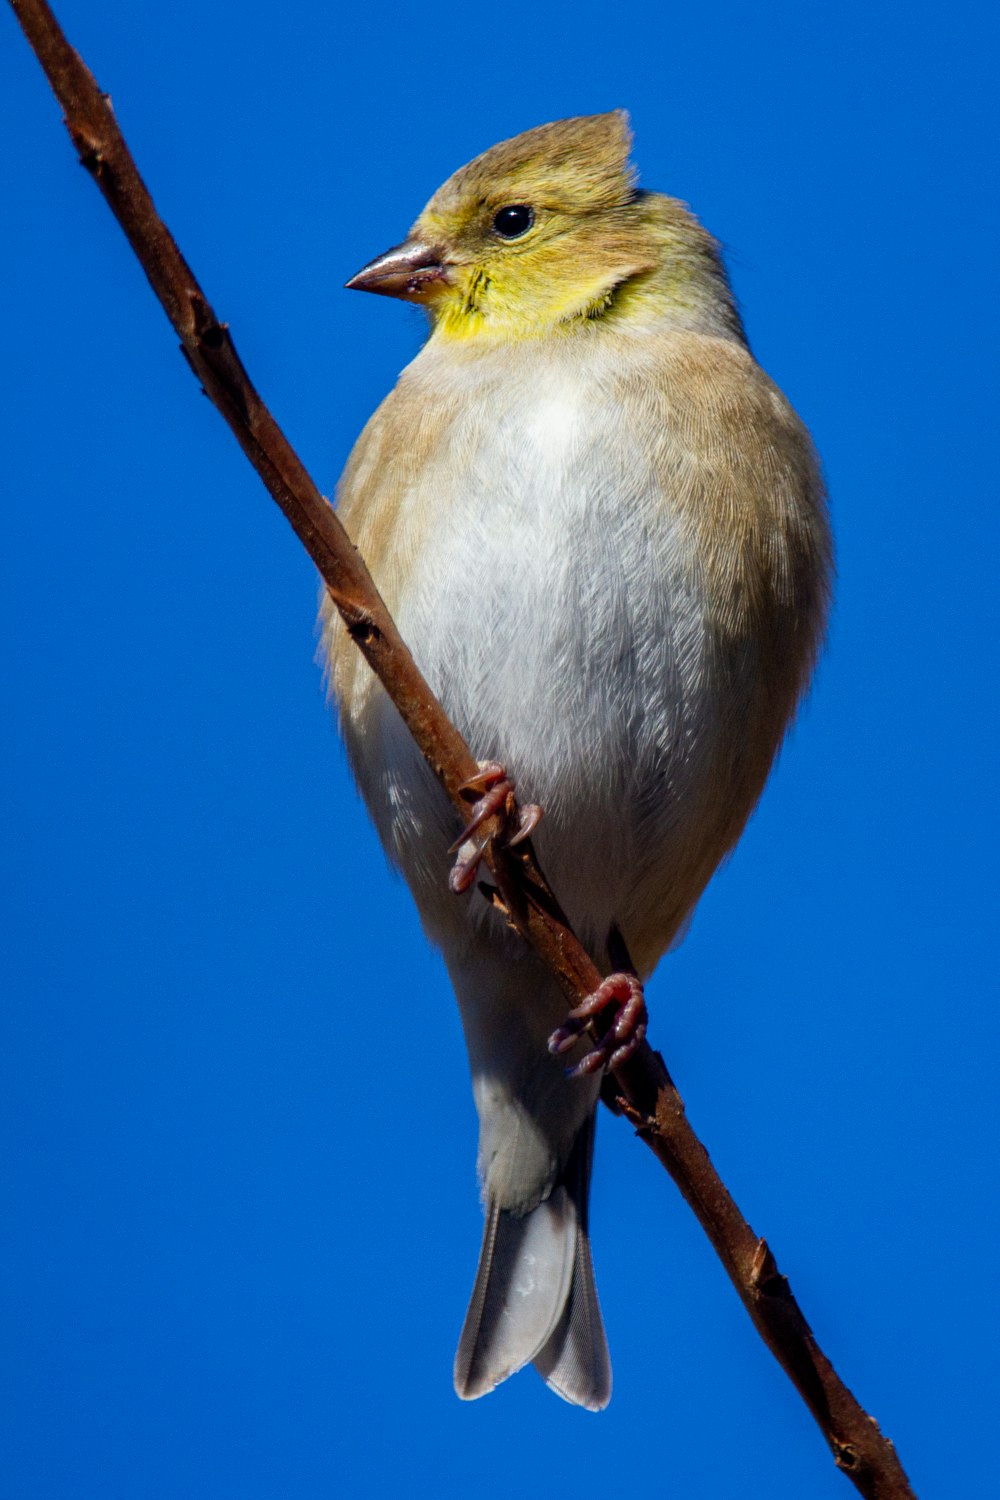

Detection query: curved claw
xmin=508 ymin=802 xmax=542 ymax=847
xmin=458 ymin=761 xmax=508 ymax=797
xmin=448 ymin=761 xmax=543 ymax=894
xmin=448 ymin=776 xmax=514 ymax=855
xmin=548 ymin=973 xmax=648 ymax=1079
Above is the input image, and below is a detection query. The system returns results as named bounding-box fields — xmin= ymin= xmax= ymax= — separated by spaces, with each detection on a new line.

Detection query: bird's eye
xmin=492 ymin=205 xmax=535 ymax=239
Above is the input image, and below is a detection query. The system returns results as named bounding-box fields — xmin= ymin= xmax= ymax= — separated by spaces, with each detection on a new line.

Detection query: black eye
xmin=492 ymin=205 xmax=535 ymax=239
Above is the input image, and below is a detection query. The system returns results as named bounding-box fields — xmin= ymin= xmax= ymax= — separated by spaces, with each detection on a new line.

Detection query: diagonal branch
xmin=7 ymin=3 xmax=915 ymax=1495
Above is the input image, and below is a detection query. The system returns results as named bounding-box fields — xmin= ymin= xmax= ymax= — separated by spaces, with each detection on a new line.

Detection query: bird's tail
xmin=453 ymin=1112 xmax=611 ymax=1411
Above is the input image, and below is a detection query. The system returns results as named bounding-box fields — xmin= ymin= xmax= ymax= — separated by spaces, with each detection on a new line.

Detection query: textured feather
xmin=455 ymin=1114 xmax=609 ymax=1409
xmin=454 ymin=1190 xmax=574 ymax=1401
xmin=532 ymin=1112 xmax=611 ymax=1410
xmin=322 ymin=330 xmax=829 ymax=972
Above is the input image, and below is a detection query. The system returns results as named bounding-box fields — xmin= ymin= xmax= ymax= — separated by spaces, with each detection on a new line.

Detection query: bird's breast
xmin=331 ymin=332 xmax=827 ymax=966
xmin=335 ymin=345 xmax=707 ymax=953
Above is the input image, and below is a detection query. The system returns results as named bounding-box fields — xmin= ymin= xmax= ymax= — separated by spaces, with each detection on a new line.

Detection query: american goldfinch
xmin=322 ymin=112 xmax=832 ymax=1410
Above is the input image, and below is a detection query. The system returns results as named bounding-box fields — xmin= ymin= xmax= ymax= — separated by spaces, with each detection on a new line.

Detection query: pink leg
xmin=448 ymin=762 xmax=542 ymax=895
xmin=548 ymin=973 xmax=648 ymax=1078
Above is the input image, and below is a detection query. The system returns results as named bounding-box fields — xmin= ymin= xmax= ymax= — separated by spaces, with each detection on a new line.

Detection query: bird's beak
xmin=345 ymin=239 xmax=451 ymax=302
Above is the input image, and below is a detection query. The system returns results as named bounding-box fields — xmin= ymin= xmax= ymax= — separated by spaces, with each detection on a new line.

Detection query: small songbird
xmin=322 ymin=112 xmax=832 ymax=1410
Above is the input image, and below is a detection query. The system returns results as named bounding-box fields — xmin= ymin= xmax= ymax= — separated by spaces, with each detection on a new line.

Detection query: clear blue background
xmin=2 ymin=2 xmax=997 ymax=1495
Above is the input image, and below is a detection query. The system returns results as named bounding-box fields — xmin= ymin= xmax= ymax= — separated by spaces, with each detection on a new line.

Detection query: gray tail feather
xmin=532 ymin=1115 xmax=611 ymax=1409
xmin=453 ymin=1112 xmax=611 ymax=1411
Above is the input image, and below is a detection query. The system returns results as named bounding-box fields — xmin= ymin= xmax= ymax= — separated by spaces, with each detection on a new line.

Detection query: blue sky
xmin=2 ymin=2 xmax=997 ymax=1496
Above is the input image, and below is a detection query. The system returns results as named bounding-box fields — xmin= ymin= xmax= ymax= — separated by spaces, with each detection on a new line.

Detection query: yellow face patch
xmin=403 ymin=116 xmax=734 ymax=343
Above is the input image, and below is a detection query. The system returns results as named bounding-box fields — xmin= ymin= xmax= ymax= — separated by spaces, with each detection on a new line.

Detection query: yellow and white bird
xmin=322 ymin=112 xmax=832 ymax=1410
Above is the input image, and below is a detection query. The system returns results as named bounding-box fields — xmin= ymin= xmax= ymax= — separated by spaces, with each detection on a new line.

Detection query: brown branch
xmin=8 ymin=3 xmax=915 ymax=1495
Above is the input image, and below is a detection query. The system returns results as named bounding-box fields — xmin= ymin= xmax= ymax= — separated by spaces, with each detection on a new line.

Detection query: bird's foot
xmin=448 ymin=761 xmax=542 ymax=895
xmin=548 ymin=973 xmax=648 ymax=1079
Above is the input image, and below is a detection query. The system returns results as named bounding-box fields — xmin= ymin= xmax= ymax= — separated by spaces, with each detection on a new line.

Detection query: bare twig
xmin=8 ymin=3 xmax=915 ymax=1494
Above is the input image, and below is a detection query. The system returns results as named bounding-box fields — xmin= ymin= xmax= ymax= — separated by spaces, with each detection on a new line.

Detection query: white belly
xmin=355 ymin=360 xmax=723 ymax=965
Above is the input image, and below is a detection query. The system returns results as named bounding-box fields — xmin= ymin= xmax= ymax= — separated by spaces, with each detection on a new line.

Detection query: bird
xmin=321 ymin=111 xmax=832 ymax=1411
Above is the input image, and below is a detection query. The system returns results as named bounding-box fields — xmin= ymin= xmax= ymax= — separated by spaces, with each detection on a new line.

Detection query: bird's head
xmin=347 ymin=112 xmax=740 ymax=342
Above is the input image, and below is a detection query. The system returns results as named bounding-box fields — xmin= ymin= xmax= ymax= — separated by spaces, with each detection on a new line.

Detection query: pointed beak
xmin=345 ymin=239 xmax=451 ymax=302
